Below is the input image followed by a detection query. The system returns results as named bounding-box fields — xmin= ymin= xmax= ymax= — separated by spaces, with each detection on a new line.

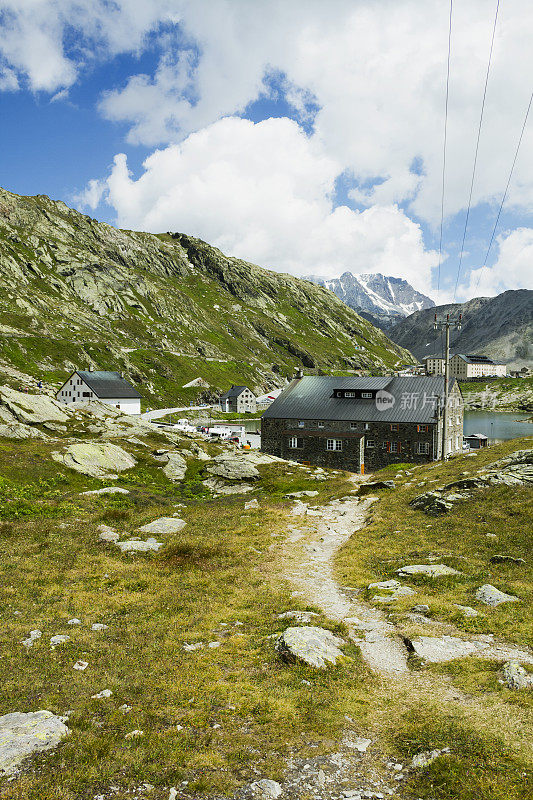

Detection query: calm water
xmin=464 ymin=410 xmax=533 ymax=442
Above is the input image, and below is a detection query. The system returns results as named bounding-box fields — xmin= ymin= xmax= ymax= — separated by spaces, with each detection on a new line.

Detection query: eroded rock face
xmin=0 ymin=710 xmax=69 ymax=776
xmin=276 ymin=626 xmax=345 ymax=669
xmin=475 ymin=584 xmax=519 ymax=607
xmin=0 ymin=422 xmax=46 ymax=439
xmin=0 ymin=387 xmax=70 ymax=425
xmin=52 ymin=442 xmax=136 ymax=478
xmin=207 ymin=454 xmax=260 ymax=481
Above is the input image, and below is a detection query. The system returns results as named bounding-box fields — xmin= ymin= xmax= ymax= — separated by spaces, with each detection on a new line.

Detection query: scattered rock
xmin=73 ymin=660 xmax=88 ymax=671
xmin=0 ymin=386 xmax=70 ymax=425
xmin=368 ymin=580 xmax=400 ymax=591
xmin=358 ymin=480 xmax=395 ymax=495
xmin=343 ymin=737 xmax=372 ymax=753
xmin=116 ymin=537 xmax=163 ymax=552
xmin=91 ymin=689 xmax=113 ymax=699
xmin=21 ymin=630 xmax=41 ymax=648
xmin=453 ymin=604 xmax=479 ymax=617
xmin=119 ymin=704 xmax=132 ymax=713
xmin=50 ymin=635 xmax=70 ymax=647
xmin=0 ymin=710 xmax=70 ymax=776
xmin=244 ymin=498 xmax=259 ymax=509
xmin=125 ymin=729 xmax=144 ymax=739
xmin=162 ymin=452 xmax=187 ymax=482
xmin=411 ymin=747 xmax=450 ymax=768
xmin=489 ymin=554 xmax=526 ymax=565
xmin=137 ymin=517 xmax=186 ymax=535
xmin=277 ymin=611 xmax=319 ymax=623
xmin=91 ymin=623 xmax=109 ymax=631
xmin=207 ymin=454 xmax=260 ymax=481
xmin=502 ymin=660 xmax=533 ymax=690
xmin=81 ymin=487 xmax=130 ymax=496
xmin=67 ymin=618 xmax=82 ymax=625
xmin=249 ymin=778 xmax=283 ymax=799
xmin=475 ymin=584 xmax=519 ymax=607
xmin=183 ymin=642 xmax=204 ymax=652
xmin=276 ymin=626 xmax=346 ymax=669
xmin=52 ymin=442 xmax=136 ymax=478
xmin=397 ymin=564 xmax=461 ymax=578
xmin=284 ymin=490 xmax=319 ymax=498
xmin=0 ymin=422 xmax=46 ymax=439
xmin=411 ymin=604 xmax=430 ymax=614
xmin=98 ymin=524 xmax=119 ymax=543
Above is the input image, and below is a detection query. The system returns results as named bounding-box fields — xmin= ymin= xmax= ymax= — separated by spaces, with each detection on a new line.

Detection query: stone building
xmin=449 ymin=354 xmax=507 ymax=379
xmin=56 ymin=370 xmax=142 ymax=414
xmin=219 ymin=385 xmax=257 ymax=413
xmin=261 ymin=375 xmax=463 ymax=472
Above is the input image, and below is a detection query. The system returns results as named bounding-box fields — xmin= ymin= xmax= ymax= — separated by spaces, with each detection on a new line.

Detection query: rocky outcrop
xmin=52 ymin=442 xmax=136 ymax=478
xmin=206 ymin=454 xmax=260 ymax=481
xmin=0 ymin=386 xmax=70 ymax=424
xmin=0 ymin=710 xmax=69 ymax=776
xmin=410 ymin=449 xmax=533 ymax=515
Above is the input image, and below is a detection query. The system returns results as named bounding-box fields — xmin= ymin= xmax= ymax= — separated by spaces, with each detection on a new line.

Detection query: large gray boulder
xmin=162 ymin=452 xmax=187 ymax=482
xmin=52 ymin=442 xmax=136 ymax=478
xmin=276 ymin=626 xmax=345 ymax=669
xmin=475 ymin=584 xmax=519 ymax=607
xmin=0 ymin=710 xmax=69 ymax=775
xmin=207 ymin=454 xmax=260 ymax=481
xmin=0 ymin=421 xmax=47 ymax=439
xmin=249 ymin=779 xmax=283 ymax=798
xmin=116 ymin=538 xmax=163 ymax=552
xmin=0 ymin=387 xmax=70 ymax=425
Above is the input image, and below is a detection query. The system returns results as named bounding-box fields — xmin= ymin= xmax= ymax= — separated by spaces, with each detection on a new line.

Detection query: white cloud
xmin=461 ymin=227 xmax=533 ymax=298
xmin=0 ymin=66 xmax=19 ymax=91
xmin=79 ymin=116 xmax=438 ymax=291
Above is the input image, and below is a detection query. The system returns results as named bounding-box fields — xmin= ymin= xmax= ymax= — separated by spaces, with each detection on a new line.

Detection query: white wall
xmin=100 ymin=397 xmax=141 ymax=415
xmin=56 ymin=374 xmax=141 ymax=414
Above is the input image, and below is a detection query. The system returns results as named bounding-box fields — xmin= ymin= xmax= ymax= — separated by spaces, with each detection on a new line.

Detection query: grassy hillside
xmin=459 ymin=376 xmax=533 ymax=412
xmin=0 ymin=187 xmax=411 ymax=407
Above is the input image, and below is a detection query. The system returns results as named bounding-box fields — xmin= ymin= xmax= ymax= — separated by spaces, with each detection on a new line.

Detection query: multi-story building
xmin=261 ymin=375 xmax=463 ymax=472
xmin=219 ymin=385 xmax=257 ymax=413
xmin=424 ymin=356 xmax=446 ymax=375
xmin=449 ymin=354 xmax=507 ymax=379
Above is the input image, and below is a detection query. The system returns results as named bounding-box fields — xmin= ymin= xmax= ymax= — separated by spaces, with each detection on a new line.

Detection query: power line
xmin=473 ymin=87 xmax=533 ymax=295
xmin=437 ymin=0 xmax=453 ymax=295
xmin=452 ymin=0 xmax=500 ymax=301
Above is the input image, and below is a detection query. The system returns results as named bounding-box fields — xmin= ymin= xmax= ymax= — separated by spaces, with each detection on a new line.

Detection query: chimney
xmin=295 ymin=368 xmax=304 ymax=380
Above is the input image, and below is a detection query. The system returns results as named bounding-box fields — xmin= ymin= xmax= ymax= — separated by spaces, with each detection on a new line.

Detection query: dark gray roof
xmin=219 ymin=385 xmax=252 ymax=400
xmin=76 ymin=371 xmax=142 ymax=399
xmin=262 ymin=375 xmax=458 ymax=424
xmin=456 ymin=354 xmax=494 ymax=364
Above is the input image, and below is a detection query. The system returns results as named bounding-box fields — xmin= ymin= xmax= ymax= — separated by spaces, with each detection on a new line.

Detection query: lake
xmin=463 ymin=410 xmax=533 ymax=442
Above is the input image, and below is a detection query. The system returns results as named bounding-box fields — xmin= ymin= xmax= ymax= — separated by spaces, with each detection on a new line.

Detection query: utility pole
xmin=433 ymin=312 xmax=462 ymax=460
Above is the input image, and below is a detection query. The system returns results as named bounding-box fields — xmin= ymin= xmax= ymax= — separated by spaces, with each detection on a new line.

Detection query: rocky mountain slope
xmin=0 ymin=187 xmax=412 ymax=407
xmin=307 ymin=272 xmax=435 ymax=329
xmin=388 ymin=290 xmax=533 ymax=367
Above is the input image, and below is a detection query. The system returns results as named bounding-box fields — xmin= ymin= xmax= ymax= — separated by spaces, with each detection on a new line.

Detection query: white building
xmin=450 ymin=354 xmax=507 ymax=379
xmin=424 ymin=356 xmax=445 ymax=375
xmin=56 ymin=370 xmax=142 ymax=414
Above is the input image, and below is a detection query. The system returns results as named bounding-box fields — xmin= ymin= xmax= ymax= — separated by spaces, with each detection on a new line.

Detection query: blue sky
xmin=1 ymin=0 xmax=532 ymax=302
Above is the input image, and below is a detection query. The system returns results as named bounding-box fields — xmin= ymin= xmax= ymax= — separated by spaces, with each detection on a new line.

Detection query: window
xmin=345 ymin=391 xmax=355 ymax=397
xmin=364 ymin=423 xmax=370 ymax=430
xmin=318 ymin=422 xmax=324 ymax=428
xmin=350 ymin=422 xmax=357 ymax=429
xmin=361 ymin=392 xmax=372 ymax=398
xmin=82 ymin=391 xmax=91 ymax=398
xmin=417 ymin=442 xmax=430 ymax=455
xmin=417 ymin=424 xmax=429 ymax=433
xmin=390 ymin=442 xmax=398 ymax=453
xmin=390 ymin=423 xmax=398 ymax=432
xmin=289 ymin=437 xmax=303 ymax=449
xmin=298 ymin=421 xmax=304 ymax=428
xmin=366 ymin=440 xmax=375 ymax=448
xmin=326 ymin=439 xmax=343 ymax=451
xmin=382 ymin=441 xmax=388 ymax=449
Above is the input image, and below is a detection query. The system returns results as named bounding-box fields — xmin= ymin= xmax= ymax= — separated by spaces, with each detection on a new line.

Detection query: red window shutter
xmin=386 ymin=441 xmax=390 ymax=452
xmin=398 ymin=441 xmax=402 ymax=452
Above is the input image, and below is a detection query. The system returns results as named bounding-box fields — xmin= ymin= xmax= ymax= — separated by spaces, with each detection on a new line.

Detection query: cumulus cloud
xmin=461 ymin=227 xmax=533 ymax=297
xmin=78 ymin=116 xmax=438 ymax=291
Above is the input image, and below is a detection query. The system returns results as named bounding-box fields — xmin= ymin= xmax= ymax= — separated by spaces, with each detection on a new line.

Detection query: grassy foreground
xmin=0 ymin=433 xmax=531 ymax=799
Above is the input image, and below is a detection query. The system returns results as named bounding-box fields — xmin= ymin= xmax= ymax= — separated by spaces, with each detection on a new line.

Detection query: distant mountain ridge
xmin=388 ymin=290 xmax=533 ymax=368
xmin=306 ymin=272 xmax=435 ymax=329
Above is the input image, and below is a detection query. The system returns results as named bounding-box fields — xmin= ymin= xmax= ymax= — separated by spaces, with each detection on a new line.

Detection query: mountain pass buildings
xmin=56 ymin=370 xmax=142 ymax=414
xmin=424 ymin=354 xmax=507 ymax=379
xmin=219 ymin=386 xmax=257 ymax=413
xmin=261 ymin=375 xmax=463 ymax=472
